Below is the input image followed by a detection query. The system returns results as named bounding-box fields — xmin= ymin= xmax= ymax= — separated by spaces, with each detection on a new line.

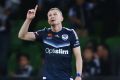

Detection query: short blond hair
xmin=48 ymin=8 xmax=63 ymax=16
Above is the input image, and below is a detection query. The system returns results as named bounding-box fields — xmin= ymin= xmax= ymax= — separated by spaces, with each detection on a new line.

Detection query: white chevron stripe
xmin=43 ymin=40 xmax=70 ymax=48
xmin=72 ymin=29 xmax=78 ymax=39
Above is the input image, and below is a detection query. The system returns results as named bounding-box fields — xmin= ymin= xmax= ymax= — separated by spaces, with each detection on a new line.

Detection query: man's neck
xmin=51 ymin=23 xmax=62 ymax=32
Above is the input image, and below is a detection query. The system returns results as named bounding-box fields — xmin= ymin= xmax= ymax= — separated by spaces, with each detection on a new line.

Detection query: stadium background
xmin=0 ymin=0 xmax=120 ymax=80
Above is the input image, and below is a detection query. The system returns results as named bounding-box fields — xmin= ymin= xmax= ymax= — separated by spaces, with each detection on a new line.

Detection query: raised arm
xmin=18 ymin=5 xmax=38 ymax=41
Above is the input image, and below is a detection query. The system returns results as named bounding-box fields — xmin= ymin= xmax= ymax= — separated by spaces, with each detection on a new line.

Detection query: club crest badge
xmin=62 ymin=34 xmax=68 ymax=41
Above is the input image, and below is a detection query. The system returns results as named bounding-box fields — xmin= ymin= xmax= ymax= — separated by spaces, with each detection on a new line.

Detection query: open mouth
xmin=51 ymin=20 xmax=55 ymax=22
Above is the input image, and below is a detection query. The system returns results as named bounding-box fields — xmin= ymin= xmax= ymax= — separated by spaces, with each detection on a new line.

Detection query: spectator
xmin=0 ymin=5 xmax=11 ymax=78
xmin=11 ymin=54 xmax=33 ymax=79
xmin=68 ymin=0 xmax=96 ymax=36
xmin=82 ymin=47 xmax=100 ymax=77
xmin=84 ymin=39 xmax=98 ymax=53
xmin=4 ymin=0 xmax=21 ymax=19
xmin=37 ymin=0 xmax=43 ymax=12
xmin=96 ymin=43 xmax=112 ymax=76
xmin=68 ymin=0 xmax=86 ymax=37
xmin=5 ymin=0 xmax=21 ymax=13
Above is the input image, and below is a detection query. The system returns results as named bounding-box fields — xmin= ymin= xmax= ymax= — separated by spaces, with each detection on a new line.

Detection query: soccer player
xmin=18 ymin=5 xmax=83 ymax=80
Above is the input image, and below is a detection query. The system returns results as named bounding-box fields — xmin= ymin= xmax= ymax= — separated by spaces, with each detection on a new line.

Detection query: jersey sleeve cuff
xmin=34 ymin=32 xmax=38 ymax=41
xmin=72 ymin=45 xmax=80 ymax=48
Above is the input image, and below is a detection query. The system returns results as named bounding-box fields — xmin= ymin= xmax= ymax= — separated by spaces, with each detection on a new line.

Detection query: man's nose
xmin=51 ymin=16 xmax=55 ymax=19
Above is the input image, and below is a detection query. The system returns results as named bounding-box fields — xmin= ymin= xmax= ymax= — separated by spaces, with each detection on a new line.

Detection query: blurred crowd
xmin=0 ymin=0 xmax=120 ymax=79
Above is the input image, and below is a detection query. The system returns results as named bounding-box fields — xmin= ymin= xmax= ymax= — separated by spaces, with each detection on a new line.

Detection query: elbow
xmin=18 ymin=33 xmax=24 ymax=39
xmin=18 ymin=35 xmax=22 ymax=39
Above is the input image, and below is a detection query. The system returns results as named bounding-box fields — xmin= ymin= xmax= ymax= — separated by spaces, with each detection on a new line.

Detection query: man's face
xmin=97 ymin=46 xmax=108 ymax=58
xmin=47 ymin=10 xmax=63 ymax=26
xmin=83 ymin=49 xmax=93 ymax=61
xmin=19 ymin=56 xmax=29 ymax=66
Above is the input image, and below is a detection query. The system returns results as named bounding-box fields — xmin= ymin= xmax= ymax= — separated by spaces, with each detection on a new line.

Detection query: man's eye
xmin=49 ymin=14 xmax=52 ymax=16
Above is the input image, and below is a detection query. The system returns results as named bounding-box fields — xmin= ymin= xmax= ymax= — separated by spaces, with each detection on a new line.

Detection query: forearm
xmin=18 ymin=19 xmax=32 ymax=38
xmin=76 ymin=56 xmax=83 ymax=75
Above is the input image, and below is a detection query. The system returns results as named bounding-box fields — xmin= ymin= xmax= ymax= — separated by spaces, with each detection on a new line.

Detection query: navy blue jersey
xmin=34 ymin=27 xmax=80 ymax=80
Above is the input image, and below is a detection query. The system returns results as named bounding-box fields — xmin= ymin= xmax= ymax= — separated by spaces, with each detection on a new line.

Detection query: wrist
xmin=76 ymin=73 xmax=81 ymax=77
xmin=26 ymin=18 xmax=33 ymax=21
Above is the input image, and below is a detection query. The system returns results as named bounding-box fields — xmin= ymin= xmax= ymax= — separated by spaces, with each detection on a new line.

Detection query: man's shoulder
xmin=63 ymin=27 xmax=75 ymax=32
xmin=37 ymin=27 xmax=50 ymax=32
xmin=63 ymin=27 xmax=78 ymax=39
xmin=36 ymin=28 xmax=46 ymax=32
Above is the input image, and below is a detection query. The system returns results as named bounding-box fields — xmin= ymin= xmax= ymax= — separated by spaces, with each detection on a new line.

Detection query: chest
xmin=42 ymin=33 xmax=71 ymax=48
